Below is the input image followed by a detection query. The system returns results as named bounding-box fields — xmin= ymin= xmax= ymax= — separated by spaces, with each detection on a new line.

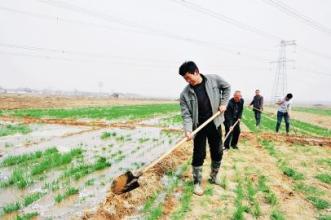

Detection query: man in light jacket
xmin=179 ymin=61 xmax=231 ymax=196
xmin=276 ymin=93 xmax=293 ymax=135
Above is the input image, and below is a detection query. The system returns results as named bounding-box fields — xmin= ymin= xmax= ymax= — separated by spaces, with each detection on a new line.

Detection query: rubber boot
xmin=192 ymin=166 xmax=203 ymax=196
xmin=209 ymin=161 xmax=221 ymax=185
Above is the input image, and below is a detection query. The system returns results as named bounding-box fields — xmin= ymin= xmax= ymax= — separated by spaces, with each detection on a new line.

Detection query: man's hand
xmin=185 ymin=131 xmax=193 ymax=141
xmin=219 ymin=105 xmax=226 ymax=113
xmin=238 ymin=118 xmax=241 ymax=122
xmin=276 ymin=100 xmax=283 ymax=105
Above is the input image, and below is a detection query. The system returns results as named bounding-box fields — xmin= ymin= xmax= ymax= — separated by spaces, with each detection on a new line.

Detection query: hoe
xmin=111 ymin=111 xmax=239 ymax=195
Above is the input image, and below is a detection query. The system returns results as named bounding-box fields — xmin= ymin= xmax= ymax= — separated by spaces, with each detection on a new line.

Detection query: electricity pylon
xmin=270 ymin=40 xmax=296 ymax=103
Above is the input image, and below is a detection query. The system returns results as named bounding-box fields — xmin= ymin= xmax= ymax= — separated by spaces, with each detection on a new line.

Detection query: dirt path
xmin=161 ymin=133 xmax=319 ymax=219
xmin=81 ymin=130 xmax=331 ymax=219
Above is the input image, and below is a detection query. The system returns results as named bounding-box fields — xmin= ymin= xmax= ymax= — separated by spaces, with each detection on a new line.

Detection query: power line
xmin=0 ymin=5 xmax=278 ymax=53
xmin=36 ymin=0 xmax=273 ymax=62
xmin=261 ymin=0 xmax=331 ymax=36
xmin=0 ymin=48 xmax=271 ymax=71
xmin=1 ymin=1 xmax=329 ymax=89
xmin=0 ymin=42 xmax=254 ymax=68
xmin=0 ymin=5 xmax=208 ymax=49
xmin=0 ymin=6 xmax=134 ymax=33
xmin=0 ymin=41 xmax=278 ymax=70
xmin=0 ymin=42 xmax=178 ymax=64
xmin=0 ymin=50 xmax=89 ymax=62
xmin=0 ymin=42 xmax=180 ymax=66
xmin=2 ymin=2 xmax=330 ymax=70
xmin=169 ymin=0 xmax=331 ymax=62
xmin=2 ymin=46 xmax=329 ymax=79
xmin=298 ymin=46 xmax=331 ymax=61
xmin=0 ymin=4 xmax=281 ymax=63
xmin=0 ymin=50 xmax=181 ymax=68
xmin=297 ymin=66 xmax=331 ymax=77
xmin=0 ymin=43 xmax=252 ymax=68
xmin=0 ymin=49 xmax=184 ymax=71
xmin=169 ymin=0 xmax=282 ymax=41
xmin=37 ymin=1 xmax=237 ymax=52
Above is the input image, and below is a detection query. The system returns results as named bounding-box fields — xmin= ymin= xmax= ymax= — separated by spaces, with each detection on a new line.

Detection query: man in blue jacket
xmin=179 ymin=61 xmax=231 ymax=196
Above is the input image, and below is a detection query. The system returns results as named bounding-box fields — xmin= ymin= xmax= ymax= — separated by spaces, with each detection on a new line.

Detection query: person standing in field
xmin=178 ymin=61 xmax=231 ymax=196
xmin=275 ymin=93 xmax=293 ymax=135
xmin=249 ymin=89 xmax=264 ymax=127
xmin=224 ymin=91 xmax=244 ymax=150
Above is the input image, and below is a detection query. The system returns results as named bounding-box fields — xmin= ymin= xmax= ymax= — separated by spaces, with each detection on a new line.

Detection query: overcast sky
xmin=0 ymin=0 xmax=330 ymax=103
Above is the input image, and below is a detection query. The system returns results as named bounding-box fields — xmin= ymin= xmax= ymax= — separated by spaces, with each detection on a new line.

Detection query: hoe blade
xmin=111 ymin=171 xmax=140 ymax=195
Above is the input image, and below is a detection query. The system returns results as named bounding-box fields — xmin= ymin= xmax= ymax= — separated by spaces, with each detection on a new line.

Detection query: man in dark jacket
xmin=249 ymin=89 xmax=264 ymax=127
xmin=179 ymin=61 xmax=231 ymax=196
xmin=224 ymin=91 xmax=244 ymax=150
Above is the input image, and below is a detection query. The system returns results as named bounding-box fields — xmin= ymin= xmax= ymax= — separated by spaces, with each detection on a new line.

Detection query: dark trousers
xmin=192 ymin=122 xmax=223 ymax=167
xmin=276 ymin=111 xmax=290 ymax=133
xmin=224 ymin=121 xmax=241 ymax=148
xmin=254 ymin=110 xmax=261 ymax=126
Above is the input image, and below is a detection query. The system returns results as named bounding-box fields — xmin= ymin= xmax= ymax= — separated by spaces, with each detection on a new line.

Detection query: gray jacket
xmin=179 ymin=74 xmax=231 ymax=132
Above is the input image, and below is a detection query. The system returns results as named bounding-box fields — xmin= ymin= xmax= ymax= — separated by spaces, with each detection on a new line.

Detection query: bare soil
xmin=0 ymin=94 xmax=175 ymax=110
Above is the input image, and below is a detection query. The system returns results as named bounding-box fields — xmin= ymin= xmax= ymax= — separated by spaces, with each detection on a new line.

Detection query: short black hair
xmin=286 ymin=93 xmax=293 ymax=99
xmin=179 ymin=61 xmax=199 ymax=76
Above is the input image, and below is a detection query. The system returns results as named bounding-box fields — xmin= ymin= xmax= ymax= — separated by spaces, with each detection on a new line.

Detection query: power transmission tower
xmin=98 ymin=81 xmax=104 ymax=95
xmin=270 ymin=40 xmax=296 ymax=103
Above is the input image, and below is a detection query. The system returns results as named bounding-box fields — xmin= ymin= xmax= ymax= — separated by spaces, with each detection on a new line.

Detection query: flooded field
xmin=0 ymin=103 xmax=183 ymax=219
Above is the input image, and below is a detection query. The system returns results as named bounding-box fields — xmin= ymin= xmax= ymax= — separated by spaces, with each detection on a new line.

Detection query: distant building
xmin=112 ymin=93 xmax=119 ymax=98
xmin=0 ymin=87 xmax=6 ymax=93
